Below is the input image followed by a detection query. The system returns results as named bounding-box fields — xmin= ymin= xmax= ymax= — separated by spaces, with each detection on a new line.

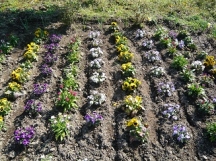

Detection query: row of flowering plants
xmin=84 ymin=31 xmax=105 ymax=127
xmin=49 ymin=37 xmax=80 ymax=141
xmin=136 ymin=27 xmax=194 ymax=144
xmin=110 ymin=22 xmax=149 ymax=144
xmin=0 ymin=29 xmax=48 ymax=132
xmin=13 ymin=29 xmax=53 ymax=146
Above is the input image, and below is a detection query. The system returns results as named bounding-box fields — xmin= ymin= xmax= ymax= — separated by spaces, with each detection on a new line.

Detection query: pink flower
xmin=69 ymin=90 xmax=77 ymax=96
xmin=65 ymin=97 xmax=69 ymax=102
xmin=59 ymin=84 xmax=63 ymax=89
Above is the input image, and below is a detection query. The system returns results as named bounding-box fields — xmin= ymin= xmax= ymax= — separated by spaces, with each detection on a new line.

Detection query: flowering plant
xmin=179 ymin=67 xmax=195 ymax=83
xmin=187 ymin=83 xmax=205 ymax=98
xmin=162 ymin=103 xmax=180 ymax=121
xmin=56 ymin=89 xmax=78 ymax=112
xmin=24 ymin=99 xmax=42 ymax=115
xmin=126 ymin=118 xmax=149 ymax=143
xmin=45 ymin=43 xmax=58 ymax=53
xmin=159 ymin=37 xmax=172 ymax=48
xmin=114 ymin=33 xmax=127 ymax=45
xmin=5 ymin=81 xmax=22 ymax=98
xmin=110 ymin=22 xmax=119 ymax=31
xmin=145 ymin=50 xmax=161 ymax=62
xmin=121 ymin=62 xmax=136 ymax=77
xmin=153 ymin=27 xmax=167 ymax=40
xmin=135 ymin=29 xmax=145 ymax=38
xmin=123 ymin=95 xmax=144 ymax=115
xmin=11 ymin=67 xmax=29 ymax=83
xmin=62 ymin=73 xmax=79 ymax=90
xmin=84 ymin=112 xmax=103 ymax=126
xmin=34 ymin=28 xmax=49 ymax=43
xmin=0 ymin=98 xmax=11 ymax=116
xmin=191 ymin=60 xmax=205 ymax=73
xmin=122 ymin=77 xmax=141 ymax=92
xmin=23 ymin=49 xmax=38 ymax=61
xmin=44 ymin=52 xmax=57 ymax=64
xmin=87 ymin=90 xmax=106 ymax=106
xmin=90 ymin=58 xmax=104 ymax=69
xmin=27 ymin=42 xmax=40 ymax=52
xmin=116 ymin=44 xmax=129 ymax=53
xmin=203 ymin=55 xmax=216 ymax=69
xmin=118 ymin=51 xmax=134 ymax=63
xmin=172 ymin=124 xmax=190 ymax=143
xmin=14 ymin=126 xmax=35 ymax=146
xmin=206 ymin=122 xmax=216 ymax=142
xmin=89 ymin=31 xmax=100 ymax=39
xmin=157 ymin=81 xmax=175 ymax=97
xmin=178 ymin=40 xmax=185 ymax=50
xmin=48 ymin=34 xmax=61 ymax=44
xmin=89 ymin=47 xmax=103 ymax=58
xmin=40 ymin=64 xmax=52 ymax=76
xmin=142 ymin=40 xmax=154 ymax=50
xmin=149 ymin=66 xmax=165 ymax=77
xmin=50 ymin=113 xmax=70 ymax=141
xmin=33 ymin=83 xmax=48 ymax=95
xmin=90 ymin=71 xmax=106 ymax=84
xmin=92 ymin=39 xmax=102 ymax=47
xmin=171 ymin=55 xmax=188 ymax=70
xmin=195 ymin=96 xmax=215 ymax=114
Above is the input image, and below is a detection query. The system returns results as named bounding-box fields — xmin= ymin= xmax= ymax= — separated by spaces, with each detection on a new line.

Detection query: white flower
xmin=51 ymin=116 xmax=55 ymax=119
xmin=89 ymin=31 xmax=100 ymax=39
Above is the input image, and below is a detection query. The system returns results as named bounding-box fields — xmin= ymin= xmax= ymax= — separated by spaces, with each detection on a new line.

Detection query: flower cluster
xmin=87 ymin=90 xmax=106 ymax=106
xmin=203 ymin=55 xmax=215 ymax=68
xmin=88 ymin=31 xmax=100 ymax=39
xmin=150 ymin=66 xmax=166 ymax=77
xmin=162 ymin=103 xmax=180 ymax=121
xmin=172 ymin=125 xmax=190 ymax=143
xmin=157 ymin=81 xmax=175 ymax=97
xmin=187 ymin=83 xmax=205 ymax=98
xmin=118 ymin=51 xmax=134 ymax=63
xmin=145 ymin=50 xmax=161 ymax=62
xmin=24 ymin=99 xmax=42 ymax=114
xmin=123 ymin=95 xmax=144 ymax=115
xmin=92 ymin=39 xmax=102 ymax=47
xmin=44 ymin=52 xmax=58 ymax=64
xmin=122 ymin=77 xmax=141 ymax=92
xmin=89 ymin=47 xmax=103 ymax=58
xmin=40 ymin=64 xmax=52 ymax=75
xmin=0 ymin=98 xmax=11 ymax=116
xmin=33 ymin=83 xmax=48 ymax=95
xmin=126 ymin=118 xmax=149 ymax=143
xmin=11 ymin=67 xmax=29 ymax=83
xmin=90 ymin=71 xmax=106 ymax=84
xmin=50 ymin=113 xmax=70 ymax=141
xmin=56 ymin=89 xmax=78 ymax=112
xmin=116 ymin=44 xmax=129 ymax=53
xmin=0 ymin=116 xmax=4 ymax=130
xmin=121 ymin=62 xmax=136 ymax=77
xmin=142 ymin=40 xmax=154 ymax=50
xmin=84 ymin=112 xmax=103 ymax=126
xmin=14 ymin=126 xmax=35 ymax=146
xmin=5 ymin=81 xmax=22 ymax=98
xmin=34 ymin=28 xmax=49 ymax=43
xmin=180 ymin=67 xmax=196 ymax=83
xmin=48 ymin=34 xmax=61 ymax=44
xmin=110 ymin=22 xmax=119 ymax=31
xmin=114 ymin=32 xmax=127 ymax=45
xmin=23 ymin=42 xmax=39 ymax=61
xmin=191 ymin=60 xmax=205 ymax=73
xmin=135 ymin=29 xmax=145 ymax=39
xmin=195 ymin=96 xmax=215 ymax=114
xmin=90 ymin=58 xmax=104 ymax=69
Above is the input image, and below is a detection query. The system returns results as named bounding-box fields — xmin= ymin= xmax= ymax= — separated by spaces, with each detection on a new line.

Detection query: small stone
xmin=8 ymin=151 xmax=15 ymax=159
xmin=202 ymin=155 xmax=208 ymax=160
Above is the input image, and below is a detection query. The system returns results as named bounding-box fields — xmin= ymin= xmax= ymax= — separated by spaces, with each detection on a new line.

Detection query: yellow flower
xmin=44 ymin=30 xmax=49 ymax=36
xmin=0 ymin=115 xmax=3 ymax=122
xmin=121 ymin=64 xmax=127 ymax=70
xmin=8 ymin=82 xmax=21 ymax=91
xmin=122 ymin=82 xmax=130 ymax=90
xmin=111 ymin=22 xmax=117 ymax=26
xmin=127 ymin=118 xmax=139 ymax=127
xmin=129 ymin=83 xmax=137 ymax=91
xmin=135 ymin=96 xmax=142 ymax=102
xmin=0 ymin=98 xmax=8 ymax=105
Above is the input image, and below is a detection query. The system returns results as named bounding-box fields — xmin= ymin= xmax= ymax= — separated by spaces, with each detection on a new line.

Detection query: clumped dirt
xmin=0 ymin=20 xmax=216 ymax=161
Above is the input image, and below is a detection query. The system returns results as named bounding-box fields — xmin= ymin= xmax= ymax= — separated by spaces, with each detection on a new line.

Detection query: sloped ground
xmin=0 ymin=21 xmax=216 ymax=161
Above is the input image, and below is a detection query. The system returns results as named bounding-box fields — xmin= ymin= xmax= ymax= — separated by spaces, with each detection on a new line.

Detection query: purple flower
xmin=49 ymin=34 xmax=61 ymax=43
xmin=172 ymin=124 xmax=190 ymax=143
xmin=84 ymin=112 xmax=103 ymax=125
xmin=14 ymin=126 xmax=35 ymax=146
xmin=178 ymin=40 xmax=185 ymax=49
xmin=169 ymin=31 xmax=177 ymax=39
xmin=25 ymin=99 xmax=42 ymax=113
xmin=40 ymin=64 xmax=52 ymax=75
xmin=45 ymin=43 xmax=58 ymax=53
xmin=33 ymin=83 xmax=48 ymax=95
xmin=44 ymin=52 xmax=57 ymax=64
